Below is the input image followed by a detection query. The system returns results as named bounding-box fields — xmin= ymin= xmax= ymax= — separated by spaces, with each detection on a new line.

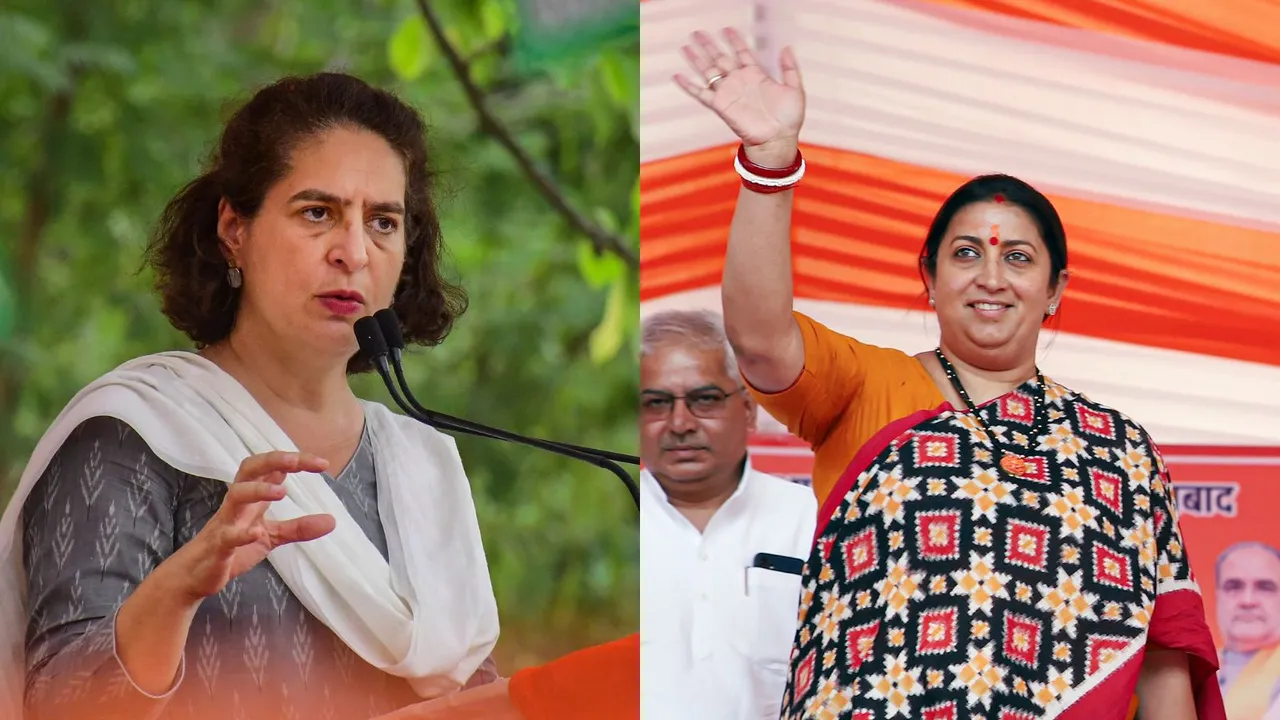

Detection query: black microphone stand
xmin=372 ymin=309 xmax=640 ymax=466
xmin=353 ymin=316 xmax=640 ymax=508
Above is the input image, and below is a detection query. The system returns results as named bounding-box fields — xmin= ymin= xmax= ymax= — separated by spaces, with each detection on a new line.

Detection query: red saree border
xmin=1057 ymin=645 xmax=1144 ymax=720
xmin=1049 ymin=584 xmax=1228 ymax=717
xmin=1147 ymin=587 xmax=1226 ymax=720
xmin=1051 ymin=588 xmax=1224 ymax=719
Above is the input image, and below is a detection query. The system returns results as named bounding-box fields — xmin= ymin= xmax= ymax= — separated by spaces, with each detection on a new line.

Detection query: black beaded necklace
xmin=933 ymin=348 xmax=1047 ymax=480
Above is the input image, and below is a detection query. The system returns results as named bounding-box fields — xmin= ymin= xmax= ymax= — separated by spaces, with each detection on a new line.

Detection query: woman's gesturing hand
xmin=673 ymin=28 xmax=806 ymax=167
xmin=173 ymin=450 xmax=337 ymax=602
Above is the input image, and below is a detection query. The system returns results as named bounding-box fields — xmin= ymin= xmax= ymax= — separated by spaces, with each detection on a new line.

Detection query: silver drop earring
xmin=928 ymin=295 xmax=936 ymax=308
xmin=227 ymin=263 xmax=243 ymax=289
xmin=1048 ymin=302 xmax=1057 ymax=316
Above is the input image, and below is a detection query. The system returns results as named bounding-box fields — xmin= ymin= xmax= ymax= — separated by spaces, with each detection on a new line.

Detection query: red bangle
xmin=737 ymin=144 xmax=802 ymax=179
xmin=734 ymin=143 xmax=805 ymax=195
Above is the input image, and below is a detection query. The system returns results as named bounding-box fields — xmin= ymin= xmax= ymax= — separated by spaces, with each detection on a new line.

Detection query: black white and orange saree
xmin=782 ymin=378 xmax=1225 ymax=720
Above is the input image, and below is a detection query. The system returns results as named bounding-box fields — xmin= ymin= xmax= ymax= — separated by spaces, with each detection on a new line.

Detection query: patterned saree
xmin=782 ymin=378 xmax=1225 ymax=720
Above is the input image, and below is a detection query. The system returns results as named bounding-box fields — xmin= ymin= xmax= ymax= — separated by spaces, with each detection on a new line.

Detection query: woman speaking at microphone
xmin=672 ymin=27 xmax=1225 ymax=720
xmin=0 ymin=73 xmax=507 ymax=720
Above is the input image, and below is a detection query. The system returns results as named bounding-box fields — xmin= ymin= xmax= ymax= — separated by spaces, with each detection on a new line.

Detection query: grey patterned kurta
xmin=21 ymin=415 xmax=497 ymax=720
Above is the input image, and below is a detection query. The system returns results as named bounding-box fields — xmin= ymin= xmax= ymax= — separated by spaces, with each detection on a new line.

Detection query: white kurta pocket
xmin=736 ymin=567 xmax=804 ymax=718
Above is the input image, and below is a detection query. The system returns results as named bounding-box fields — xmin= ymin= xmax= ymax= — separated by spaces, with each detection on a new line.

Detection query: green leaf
xmin=597 ymin=51 xmax=630 ymax=106
xmin=588 ymin=276 xmax=627 ymax=365
xmin=575 ymin=240 xmax=624 ymax=289
xmin=470 ymin=53 xmax=500 ymax=87
xmin=479 ymin=0 xmax=507 ymax=40
xmin=387 ymin=15 xmax=431 ymax=80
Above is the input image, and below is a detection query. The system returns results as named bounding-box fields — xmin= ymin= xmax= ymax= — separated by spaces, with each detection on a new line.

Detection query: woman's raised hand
xmin=171 ymin=450 xmax=337 ymax=602
xmin=673 ymin=28 xmax=806 ymax=167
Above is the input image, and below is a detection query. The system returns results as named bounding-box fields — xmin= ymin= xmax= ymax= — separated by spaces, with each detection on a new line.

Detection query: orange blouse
xmin=745 ymin=311 xmax=945 ymax=505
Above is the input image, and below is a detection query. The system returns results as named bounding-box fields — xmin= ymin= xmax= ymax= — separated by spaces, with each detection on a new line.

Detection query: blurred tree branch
xmin=465 ymin=37 xmax=507 ymax=65
xmin=413 ymin=0 xmax=638 ymax=270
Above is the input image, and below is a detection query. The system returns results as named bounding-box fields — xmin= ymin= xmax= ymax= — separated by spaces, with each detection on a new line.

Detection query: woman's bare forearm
xmin=113 ymin=555 xmax=202 ymax=695
xmin=724 ymin=187 xmax=796 ymax=346
xmin=722 ymin=143 xmax=805 ymax=391
xmin=1136 ymin=647 xmax=1196 ymax=720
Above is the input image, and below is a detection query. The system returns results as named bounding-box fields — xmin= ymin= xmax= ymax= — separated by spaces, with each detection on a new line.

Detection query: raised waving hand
xmin=673 ymin=28 xmax=806 ymax=167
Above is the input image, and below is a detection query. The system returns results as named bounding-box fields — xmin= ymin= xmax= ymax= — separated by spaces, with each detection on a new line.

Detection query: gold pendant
xmin=1000 ymin=453 xmax=1027 ymax=477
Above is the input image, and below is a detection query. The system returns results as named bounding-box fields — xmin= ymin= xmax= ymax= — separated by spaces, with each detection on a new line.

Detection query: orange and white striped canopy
xmin=639 ymin=0 xmax=1280 ymax=447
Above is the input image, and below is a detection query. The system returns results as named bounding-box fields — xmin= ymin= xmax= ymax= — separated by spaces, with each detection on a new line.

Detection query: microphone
xmin=353 ymin=318 xmax=520 ymax=449
xmin=372 ymin=309 xmax=640 ymax=466
xmin=353 ymin=314 xmax=640 ymax=507
xmin=354 ymin=317 xmax=515 ymax=446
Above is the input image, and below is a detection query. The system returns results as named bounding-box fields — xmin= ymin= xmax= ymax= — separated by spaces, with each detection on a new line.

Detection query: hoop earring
xmin=227 ymin=263 xmax=243 ymax=289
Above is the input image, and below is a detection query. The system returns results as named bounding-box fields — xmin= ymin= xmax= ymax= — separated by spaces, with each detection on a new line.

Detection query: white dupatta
xmin=0 ymin=352 xmax=500 ymax=719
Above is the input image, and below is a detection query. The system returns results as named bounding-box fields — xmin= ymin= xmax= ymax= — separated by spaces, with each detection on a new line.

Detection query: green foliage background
xmin=0 ymin=0 xmax=639 ymax=671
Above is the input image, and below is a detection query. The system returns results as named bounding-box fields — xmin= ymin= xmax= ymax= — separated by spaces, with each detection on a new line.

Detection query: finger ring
xmin=707 ymin=73 xmax=726 ymax=90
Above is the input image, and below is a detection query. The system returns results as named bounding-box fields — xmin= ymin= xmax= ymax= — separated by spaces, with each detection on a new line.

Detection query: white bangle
xmin=733 ymin=155 xmax=806 ymax=186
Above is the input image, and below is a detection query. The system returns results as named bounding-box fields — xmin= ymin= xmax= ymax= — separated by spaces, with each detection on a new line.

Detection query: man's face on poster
xmin=1217 ymin=545 xmax=1280 ymax=652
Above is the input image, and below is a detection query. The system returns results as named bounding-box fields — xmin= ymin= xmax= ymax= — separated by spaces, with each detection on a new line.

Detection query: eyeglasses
xmin=640 ymin=386 xmax=745 ymax=419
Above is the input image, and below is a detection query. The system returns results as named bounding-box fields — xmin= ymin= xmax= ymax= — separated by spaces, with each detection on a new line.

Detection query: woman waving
xmin=674 ymin=28 xmax=1225 ymax=720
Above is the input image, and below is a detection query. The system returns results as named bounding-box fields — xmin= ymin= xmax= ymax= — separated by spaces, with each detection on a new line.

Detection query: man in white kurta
xmin=638 ymin=310 xmax=817 ymax=719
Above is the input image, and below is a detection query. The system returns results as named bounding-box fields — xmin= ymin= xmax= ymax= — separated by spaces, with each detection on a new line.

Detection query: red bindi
xmin=989 ymin=236 xmax=999 ymax=245
xmin=994 ymin=194 xmax=1005 ymax=203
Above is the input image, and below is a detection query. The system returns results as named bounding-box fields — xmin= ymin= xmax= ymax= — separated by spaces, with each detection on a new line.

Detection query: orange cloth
xmin=745 ymin=311 xmax=944 ymax=505
xmin=508 ymin=634 xmax=640 ymax=720
xmin=367 ymin=680 xmax=522 ymax=719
